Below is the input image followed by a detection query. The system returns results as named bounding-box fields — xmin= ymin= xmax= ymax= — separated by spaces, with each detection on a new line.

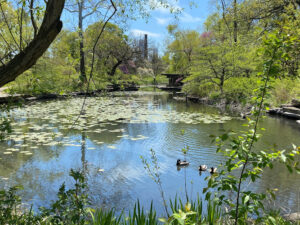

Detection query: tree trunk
xmin=233 ymin=0 xmax=238 ymax=43
xmin=220 ymin=68 xmax=225 ymax=94
xmin=109 ymin=60 xmax=123 ymax=76
xmin=0 ymin=0 xmax=65 ymax=87
xmin=78 ymin=0 xmax=87 ymax=83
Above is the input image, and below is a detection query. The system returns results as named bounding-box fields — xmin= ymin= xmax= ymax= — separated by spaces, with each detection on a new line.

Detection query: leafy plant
xmin=40 ymin=169 xmax=88 ymax=224
xmin=140 ymin=149 xmax=170 ymax=217
xmin=204 ymin=22 xmax=300 ymax=225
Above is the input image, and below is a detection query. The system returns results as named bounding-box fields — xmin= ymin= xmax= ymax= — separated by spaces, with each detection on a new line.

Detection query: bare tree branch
xmin=19 ymin=4 xmax=24 ymax=49
xmin=64 ymin=7 xmax=79 ymax=13
xmin=0 ymin=31 xmax=14 ymax=53
xmin=0 ymin=2 xmax=20 ymax=50
xmin=30 ymin=0 xmax=38 ymax=37
xmin=82 ymin=0 xmax=102 ymax=19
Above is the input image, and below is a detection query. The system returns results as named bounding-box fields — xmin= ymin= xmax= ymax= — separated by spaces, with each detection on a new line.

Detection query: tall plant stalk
xmin=204 ymin=27 xmax=300 ymax=224
xmin=234 ymin=47 xmax=278 ymax=225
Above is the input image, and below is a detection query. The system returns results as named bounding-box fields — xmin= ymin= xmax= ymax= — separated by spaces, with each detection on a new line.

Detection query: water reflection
xmin=0 ymin=92 xmax=299 ymax=215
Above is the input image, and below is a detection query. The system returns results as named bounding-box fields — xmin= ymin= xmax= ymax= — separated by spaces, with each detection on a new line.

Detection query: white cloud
xmin=155 ymin=17 xmax=171 ymax=25
xmin=149 ymin=0 xmax=182 ymax=14
xmin=131 ymin=29 xmax=161 ymax=38
xmin=179 ymin=12 xmax=202 ymax=23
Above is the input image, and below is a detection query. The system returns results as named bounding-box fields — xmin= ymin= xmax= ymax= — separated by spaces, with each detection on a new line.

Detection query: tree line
xmin=164 ymin=0 xmax=300 ymax=105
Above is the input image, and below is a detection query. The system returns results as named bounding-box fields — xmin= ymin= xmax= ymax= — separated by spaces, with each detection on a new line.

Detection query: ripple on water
xmin=0 ymin=93 xmax=300 ymax=214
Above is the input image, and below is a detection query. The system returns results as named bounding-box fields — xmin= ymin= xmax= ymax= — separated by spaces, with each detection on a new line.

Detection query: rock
xmin=280 ymin=104 xmax=292 ymax=108
xmin=282 ymin=106 xmax=300 ymax=114
xmin=26 ymin=97 xmax=38 ymax=101
xmin=173 ymin=96 xmax=186 ymax=101
xmin=297 ymin=120 xmax=300 ymax=124
xmin=291 ymin=99 xmax=300 ymax=108
xmin=284 ymin=212 xmax=300 ymax=221
xmin=282 ymin=112 xmax=300 ymax=119
xmin=267 ymin=108 xmax=281 ymax=114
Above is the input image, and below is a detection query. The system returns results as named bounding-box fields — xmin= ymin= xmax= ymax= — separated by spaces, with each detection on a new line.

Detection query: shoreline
xmin=0 ymin=86 xmax=139 ymax=105
xmin=172 ymin=94 xmax=300 ymax=124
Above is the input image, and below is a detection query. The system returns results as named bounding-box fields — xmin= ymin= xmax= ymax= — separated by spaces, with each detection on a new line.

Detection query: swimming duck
xmin=176 ymin=159 xmax=189 ymax=166
xmin=209 ymin=167 xmax=217 ymax=174
xmin=198 ymin=165 xmax=207 ymax=171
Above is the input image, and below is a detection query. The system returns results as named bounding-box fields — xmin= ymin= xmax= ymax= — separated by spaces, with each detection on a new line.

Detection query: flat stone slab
xmin=282 ymin=106 xmax=300 ymax=114
xmin=284 ymin=212 xmax=300 ymax=221
xmin=282 ymin=112 xmax=300 ymax=119
xmin=268 ymin=108 xmax=281 ymax=114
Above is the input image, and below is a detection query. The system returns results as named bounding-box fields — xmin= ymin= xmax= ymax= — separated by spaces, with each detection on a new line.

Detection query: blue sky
xmin=61 ymin=0 xmax=216 ymax=51
xmin=127 ymin=0 xmax=216 ymax=48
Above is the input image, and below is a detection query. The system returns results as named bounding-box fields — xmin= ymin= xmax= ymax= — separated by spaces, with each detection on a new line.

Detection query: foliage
xmin=165 ymin=0 xmax=300 ymax=106
xmin=39 ymin=169 xmax=88 ymax=224
xmin=165 ymin=28 xmax=200 ymax=75
xmin=270 ymin=78 xmax=300 ymax=106
xmin=203 ymin=20 xmax=300 ymax=225
xmin=140 ymin=148 xmax=169 ymax=217
xmin=222 ymin=77 xmax=261 ymax=103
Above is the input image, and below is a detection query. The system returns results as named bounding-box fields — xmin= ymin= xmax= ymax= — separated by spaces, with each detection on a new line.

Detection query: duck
xmin=198 ymin=165 xmax=207 ymax=171
xmin=176 ymin=159 xmax=189 ymax=166
xmin=209 ymin=167 xmax=217 ymax=174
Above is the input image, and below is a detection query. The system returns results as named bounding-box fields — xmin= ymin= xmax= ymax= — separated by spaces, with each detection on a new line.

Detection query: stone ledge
xmin=284 ymin=212 xmax=300 ymax=222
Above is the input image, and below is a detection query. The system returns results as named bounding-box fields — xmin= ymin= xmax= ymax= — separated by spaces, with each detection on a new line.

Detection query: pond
xmin=0 ymin=91 xmax=300 ymax=215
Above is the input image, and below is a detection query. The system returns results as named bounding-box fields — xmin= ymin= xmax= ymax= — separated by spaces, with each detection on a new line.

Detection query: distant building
xmin=138 ymin=34 xmax=148 ymax=60
xmin=161 ymin=73 xmax=187 ymax=87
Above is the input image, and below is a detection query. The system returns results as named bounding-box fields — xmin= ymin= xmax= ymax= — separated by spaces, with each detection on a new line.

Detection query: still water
xmin=0 ymin=92 xmax=299 ymax=215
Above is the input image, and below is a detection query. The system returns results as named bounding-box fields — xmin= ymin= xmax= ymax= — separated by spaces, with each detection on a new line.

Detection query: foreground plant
xmin=204 ymin=19 xmax=300 ymax=225
xmin=141 ymin=149 xmax=170 ymax=217
xmin=40 ymin=169 xmax=89 ymax=224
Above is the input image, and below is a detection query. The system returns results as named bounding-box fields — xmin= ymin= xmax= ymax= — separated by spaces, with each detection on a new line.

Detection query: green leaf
xmin=243 ymin=195 xmax=250 ymax=204
xmin=286 ymin=165 xmax=293 ymax=173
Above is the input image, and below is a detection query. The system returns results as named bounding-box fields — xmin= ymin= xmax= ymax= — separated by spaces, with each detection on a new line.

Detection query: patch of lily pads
xmin=1 ymin=95 xmax=232 ymax=156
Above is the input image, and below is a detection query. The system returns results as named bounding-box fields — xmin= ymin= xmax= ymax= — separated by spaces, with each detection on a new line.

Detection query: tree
xmin=149 ymin=46 xmax=165 ymax=85
xmin=184 ymin=13 xmax=255 ymax=95
xmin=65 ymin=0 xmax=105 ymax=84
xmin=85 ymin=22 xmax=139 ymax=81
xmin=0 ymin=0 xmax=65 ymax=87
xmin=165 ymin=27 xmax=200 ymax=75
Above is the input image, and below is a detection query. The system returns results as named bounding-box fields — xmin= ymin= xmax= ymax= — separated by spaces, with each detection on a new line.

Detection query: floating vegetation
xmin=129 ymin=135 xmax=148 ymax=141
xmin=3 ymin=152 xmax=12 ymax=154
xmin=0 ymin=96 xmax=232 ymax=156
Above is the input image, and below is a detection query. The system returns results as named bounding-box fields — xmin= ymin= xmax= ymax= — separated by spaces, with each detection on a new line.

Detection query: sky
xmin=61 ymin=0 xmax=216 ymax=53
xmin=127 ymin=0 xmax=216 ymax=50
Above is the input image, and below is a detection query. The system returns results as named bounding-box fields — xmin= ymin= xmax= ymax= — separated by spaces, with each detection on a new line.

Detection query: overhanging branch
xmin=0 ymin=0 xmax=65 ymax=87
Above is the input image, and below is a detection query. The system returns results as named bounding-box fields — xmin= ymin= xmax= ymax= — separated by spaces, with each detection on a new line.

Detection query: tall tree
xmin=165 ymin=27 xmax=200 ymax=75
xmin=66 ymin=0 xmax=104 ymax=84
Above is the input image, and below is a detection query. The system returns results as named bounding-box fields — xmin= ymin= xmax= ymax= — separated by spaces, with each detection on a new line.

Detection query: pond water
xmin=0 ymin=92 xmax=299 ymax=215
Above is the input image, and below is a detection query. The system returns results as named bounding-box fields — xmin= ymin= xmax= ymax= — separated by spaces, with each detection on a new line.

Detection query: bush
xmin=222 ymin=76 xmax=260 ymax=103
xmin=270 ymin=78 xmax=300 ymax=106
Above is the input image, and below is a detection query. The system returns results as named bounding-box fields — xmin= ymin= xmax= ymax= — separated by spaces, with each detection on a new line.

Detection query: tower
xmin=144 ymin=34 xmax=148 ymax=60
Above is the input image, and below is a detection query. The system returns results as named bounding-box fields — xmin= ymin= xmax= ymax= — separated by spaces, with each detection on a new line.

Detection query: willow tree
xmin=165 ymin=26 xmax=201 ymax=75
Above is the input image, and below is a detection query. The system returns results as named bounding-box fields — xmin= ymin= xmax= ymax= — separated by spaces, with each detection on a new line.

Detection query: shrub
xmin=270 ymin=78 xmax=300 ymax=106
